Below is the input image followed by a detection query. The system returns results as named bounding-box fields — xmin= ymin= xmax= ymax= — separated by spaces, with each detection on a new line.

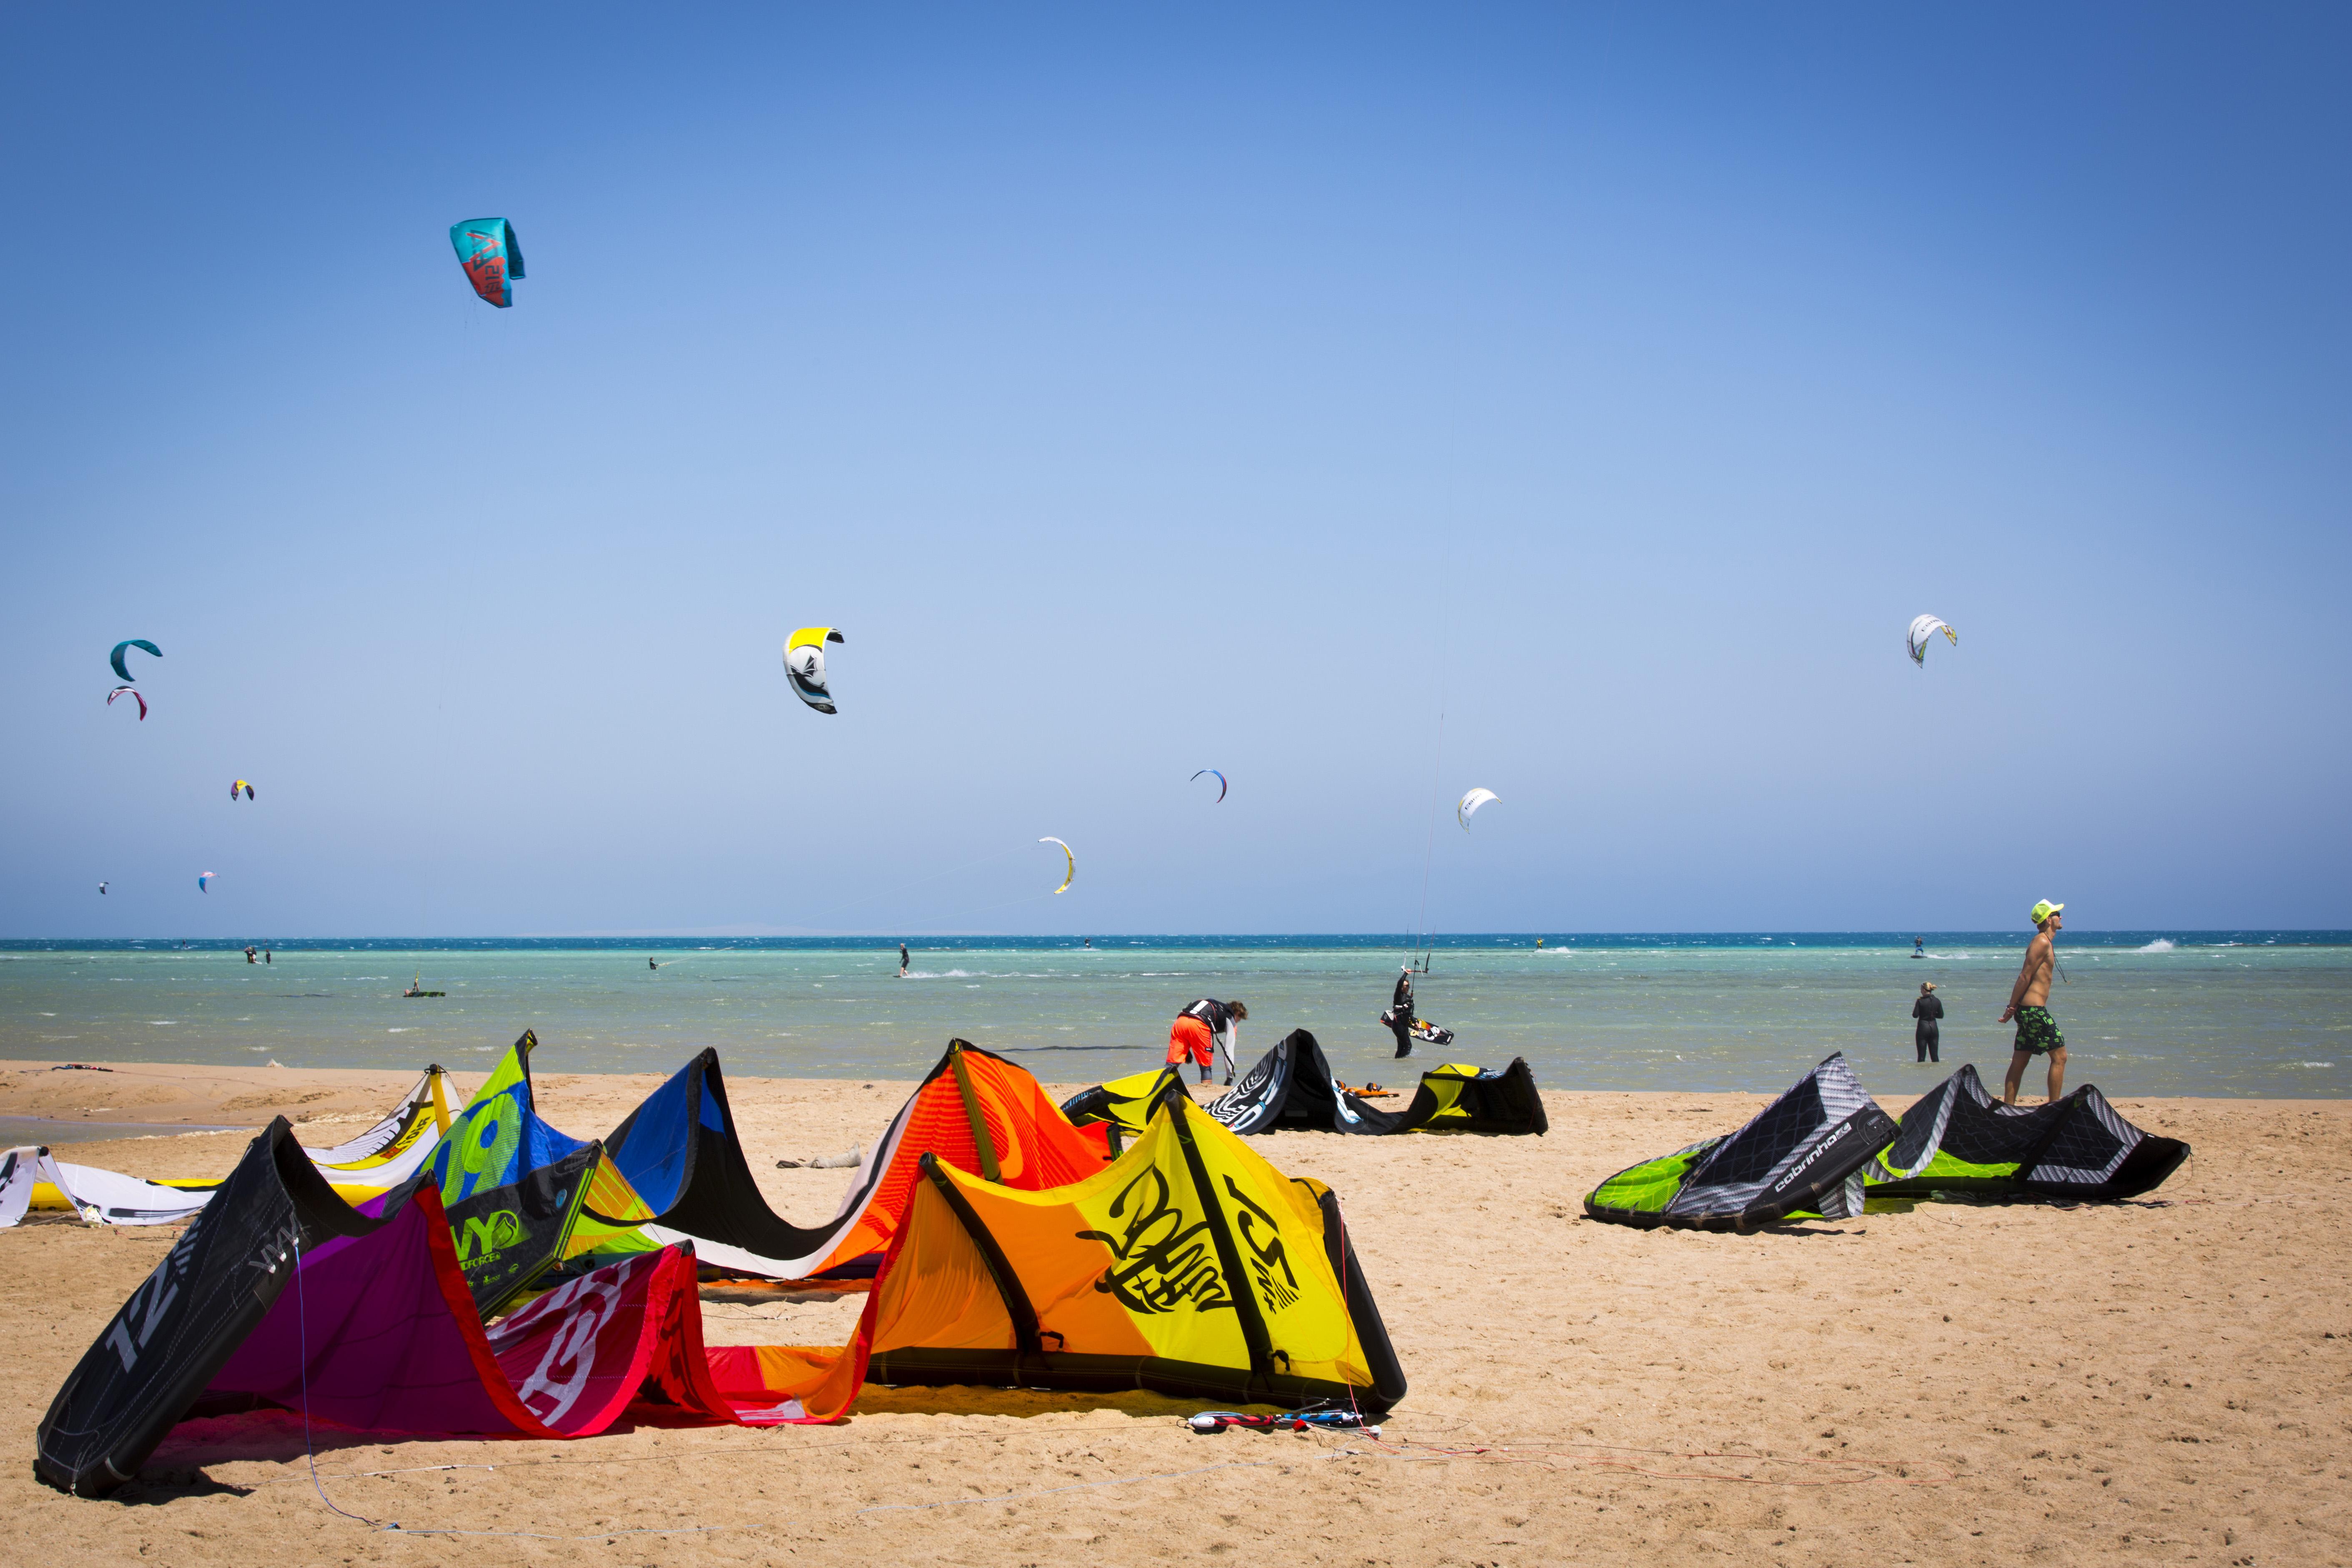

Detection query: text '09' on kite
xmin=785 ymin=627 xmax=845 ymax=714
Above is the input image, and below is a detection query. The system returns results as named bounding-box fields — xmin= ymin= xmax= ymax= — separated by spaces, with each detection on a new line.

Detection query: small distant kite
xmin=1039 ymin=837 xmax=1075 ymax=895
xmin=1457 ymin=788 xmax=1500 ymax=830
xmin=1191 ymin=769 xmax=1228 ymax=803
xmin=109 ymin=640 xmax=161 ymax=682
xmin=196 ymin=872 xmax=216 ymax=893
xmin=98 ymin=882 xmax=108 ymax=896
xmin=450 ymin=218 xmax=524 ymax=307
xmin=106 ymin=685 xmax=148 ymax=721
xmin=785 ymin=627 xmax=846 ymax=714
xmin=1907 ymin=615 xmax=1958 ymax=668
xmin=231 ymin=780 xmax=255 ymax=801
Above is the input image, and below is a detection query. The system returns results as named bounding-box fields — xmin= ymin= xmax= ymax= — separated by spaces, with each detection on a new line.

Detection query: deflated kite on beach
xmin=1583 ymin=1053 xmax=1899 ymax=1232
xmin=1866 ymin=1064 xmax=2189 ymax=1201
xmin=1194 ymin=1031 xmax=1548 ymax=1137
xmin=38 ymin=1059 xmax=1405 ymax=1495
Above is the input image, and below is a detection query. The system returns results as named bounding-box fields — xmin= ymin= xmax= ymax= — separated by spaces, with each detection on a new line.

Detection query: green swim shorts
xmin=2012 ymin=1004 xmax=2065 ymax=1056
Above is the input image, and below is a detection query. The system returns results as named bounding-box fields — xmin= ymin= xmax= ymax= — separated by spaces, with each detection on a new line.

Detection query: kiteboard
xmin=1378 ymin=1009 xmax=1454 ymax=1047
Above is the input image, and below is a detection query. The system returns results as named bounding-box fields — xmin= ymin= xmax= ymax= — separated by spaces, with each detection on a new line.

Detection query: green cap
xmin=2030 ymin=899 xmax=2064 ymax=925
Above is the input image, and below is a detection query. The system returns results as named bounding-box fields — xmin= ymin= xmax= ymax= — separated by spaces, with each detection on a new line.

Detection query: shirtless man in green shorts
xmin=1998 ymin=899 xmax=2068 ymax=1105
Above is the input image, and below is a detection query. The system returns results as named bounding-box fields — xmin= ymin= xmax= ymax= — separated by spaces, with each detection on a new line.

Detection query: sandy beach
xmin=1 ymin=1059 xmax=2347 ymax=1566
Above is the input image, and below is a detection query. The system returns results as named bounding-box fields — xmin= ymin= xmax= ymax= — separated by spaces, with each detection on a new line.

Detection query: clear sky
xmin=4 ymin=4 xmax=2347 ymax=939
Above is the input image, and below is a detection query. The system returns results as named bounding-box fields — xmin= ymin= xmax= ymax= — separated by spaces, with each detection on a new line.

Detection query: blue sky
xmin=3 ymin=4 xmax=2347 ymax=938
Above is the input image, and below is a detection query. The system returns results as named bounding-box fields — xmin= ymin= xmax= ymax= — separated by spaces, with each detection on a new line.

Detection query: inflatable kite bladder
xmin=1583 ymin=1053 xmax=1899 ymax=1232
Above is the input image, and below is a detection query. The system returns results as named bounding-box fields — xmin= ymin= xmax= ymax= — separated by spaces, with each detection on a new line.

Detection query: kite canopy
xmin=1191 ymin=769 xmax=1228 ymax=803
xmin=195 ymin=872 xmax=213 ymax=893
xmin=449 ymin=218 xmax=525 ymax=307
xmin=1866 ymin=1064 xmax=2188 ymax=1201
xmin=35 ymin=1119 xmax=830 ymax=1495
xmin=597 ymin=1040 xmax=1107 ymax=1283
xmin=230 ymin=780 xmax=254 ymax=802
xmin=108 ymin=640 xmax=160 ymax=683
xmin=1457 ymin=788 xmax=1499 ymax=830
xmin=783 ymin=1090 xmax=1407 ymax=1412
xmin=105 ymin=685 xmax=147 ymax=721
xmin=1907 ymin=614 xmax=1958 ymax=667
xmin=784 ymin=626 xmax=845 ymax=713
xmin=1039 ymin=836 xmax=1075 ymax=894
xmin=1584 ymin=1053 xmax=1898 ymax=1232
xmin=0 ymin=1148 xmax=213 ymax=1228
xmin=1410 ymin=1060 xmax=1549 ymax=1136
xmin=1061 ymin=1066 xmax=1189 ymax=1155
xmin=1209 ymin=1029 xmax=1432 ymax=1135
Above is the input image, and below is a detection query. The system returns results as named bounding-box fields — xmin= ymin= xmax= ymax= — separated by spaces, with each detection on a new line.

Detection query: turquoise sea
xmin=1 ymin=933 xmax=2345 ymax=1099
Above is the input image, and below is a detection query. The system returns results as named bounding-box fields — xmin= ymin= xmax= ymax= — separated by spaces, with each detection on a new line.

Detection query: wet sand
xmin=2 ymin=1059 xmax=2347 ymax=1566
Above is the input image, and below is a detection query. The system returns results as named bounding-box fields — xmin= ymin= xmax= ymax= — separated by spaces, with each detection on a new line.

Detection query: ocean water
xmin=0 ymin=933 xmax=2345 ymax=1099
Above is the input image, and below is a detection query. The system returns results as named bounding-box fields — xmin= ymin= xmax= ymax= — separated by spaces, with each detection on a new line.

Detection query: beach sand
xmin=1 ymin=1058 xmax=2347 ymax=1566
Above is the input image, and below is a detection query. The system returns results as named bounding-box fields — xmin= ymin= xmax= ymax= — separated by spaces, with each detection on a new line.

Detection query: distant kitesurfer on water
xmin=649 ymin=958 xmax=659 ymax=971
xmin=264 ymin=949 xmax=271 ymax=964
xmin=1913 ymin=937 xmax=1925 ymax=958
xmin=1999 ymin=901 xmax=2068 ymax=1104
xmin=1168 ymin=998 xmax=1246 ymax=1086
xmin=899 ymin=943 xmax=909 ymax=978
xmin=243 ymin=946 xmax=257 ymax=964
xmin=1912 ymin=982 xmax=1943 ymax=1063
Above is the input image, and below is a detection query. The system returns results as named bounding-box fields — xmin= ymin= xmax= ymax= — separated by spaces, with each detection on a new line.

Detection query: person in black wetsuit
xmin=899 ymin=943 xmax=909 ymax=978
xmin=1389 ymin=965 xmax=1417 ymax=1059
xmin=1912 ymin=981 xmax=1944 ymax=1063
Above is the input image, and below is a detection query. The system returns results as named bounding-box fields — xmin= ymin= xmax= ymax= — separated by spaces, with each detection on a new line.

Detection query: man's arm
xmin=2000 ymin=936 xmax=2046 ymax=1022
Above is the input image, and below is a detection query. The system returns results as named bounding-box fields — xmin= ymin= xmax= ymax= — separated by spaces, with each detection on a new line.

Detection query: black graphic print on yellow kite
xmin=784 ymin=626 xmax=845 ymax=713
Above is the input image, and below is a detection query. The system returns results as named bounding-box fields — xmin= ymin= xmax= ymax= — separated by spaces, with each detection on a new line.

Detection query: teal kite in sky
xmin=450 ymin=218 xmax=524 ymax=307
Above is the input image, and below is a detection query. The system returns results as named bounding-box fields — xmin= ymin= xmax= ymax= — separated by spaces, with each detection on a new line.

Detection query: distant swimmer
xmin=899 ymin=942 xmax=909 ymax=978
xmin=1913 ymin=937 xmax=1925 ymax=958
xmin=1912 ymin=982 xmax=1943 ymax=1063
xmin=1998 ymin=901 xmax=2068 ymax=1104
xmin=1169 ymin=998 xmax=1247 ymax=1086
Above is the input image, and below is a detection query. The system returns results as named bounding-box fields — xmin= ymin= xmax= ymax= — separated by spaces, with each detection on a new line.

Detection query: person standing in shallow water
xmin=1911 ymin=981 xmax=1944 ymax=1063
xmin=1389 ymin=965 xmax=1417 ymax=1059
xmin=898 ymin=942 xmax=909 ymax=978
xmin=1999 ymin=900 xmax=2069 ymax=1104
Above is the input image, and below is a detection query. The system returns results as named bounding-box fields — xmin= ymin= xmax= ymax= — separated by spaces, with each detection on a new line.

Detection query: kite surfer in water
xmin=1387 ymin=965 xmax=1417 ymax=1058
xmin=899 ymin=943 xmax=909 ymax=978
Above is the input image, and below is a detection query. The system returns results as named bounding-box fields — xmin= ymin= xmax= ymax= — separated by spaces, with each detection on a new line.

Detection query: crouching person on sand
xmin=1168 ymin=998 xmax=1246 ymax=1086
